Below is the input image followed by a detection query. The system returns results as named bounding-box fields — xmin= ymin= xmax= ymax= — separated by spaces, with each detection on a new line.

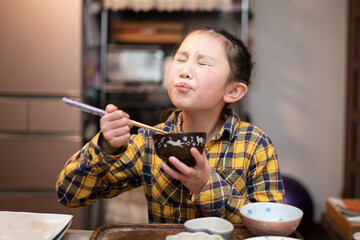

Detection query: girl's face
xmin=167 ymin=31 xmax=231 ymax=113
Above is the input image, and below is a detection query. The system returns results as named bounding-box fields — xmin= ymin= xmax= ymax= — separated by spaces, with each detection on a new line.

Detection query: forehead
xmin=178 ymin=30 xmax=227 ymax=55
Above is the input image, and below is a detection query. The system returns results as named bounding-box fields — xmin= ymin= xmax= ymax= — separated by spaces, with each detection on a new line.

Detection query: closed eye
xmin=175 ymin=58 xmax=186 ymax=62
xmin=174 ymin=51 xmax=188 ymax=63
xmin=198 ymin=62 xmax=211 ymax=66
xmin=198 ymin=54 xmax=214 ymax=66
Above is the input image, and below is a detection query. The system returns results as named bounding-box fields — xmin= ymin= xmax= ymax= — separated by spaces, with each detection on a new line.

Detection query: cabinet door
xmin=0 ymin=136 xmax=81 ymax=189
xmin=0 ymin=98 xmax=27 ymax=132
xmin=29 ymin=98 xmax=81 ymax=133
xmin=0 ymin=0 xmax=82 ymax=95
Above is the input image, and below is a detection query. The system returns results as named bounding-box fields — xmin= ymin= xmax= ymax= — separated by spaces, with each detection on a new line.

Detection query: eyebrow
xmin=175 ymin=51 xmax=188 ymax=58
xmin=198 ymin=54 xmax=216 ymax=62
xmin=175 ymin=51 xmax=216 ymax=62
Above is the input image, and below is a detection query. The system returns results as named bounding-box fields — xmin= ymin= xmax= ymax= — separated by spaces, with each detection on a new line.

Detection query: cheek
xmin=166 ymin=63 xmax=179 ymax=83
xmin=197 ymin=70 xmax=221 ymax=86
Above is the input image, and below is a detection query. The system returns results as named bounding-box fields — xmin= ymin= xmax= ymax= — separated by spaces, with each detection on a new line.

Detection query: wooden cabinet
xmin=0 ymin=98 xmax=28 ymax=132
xmin=0 ymin=1 xmax=81 ymax=96
xmin=0 ymin=0 xmax=90 ymax=230
xmin=0 ymin=97 xmax=82 ymax=134
xmin=29 ymin=98 xmax=82 ymax=133
xmin=0 ymin=137 xmax=81 ymax=189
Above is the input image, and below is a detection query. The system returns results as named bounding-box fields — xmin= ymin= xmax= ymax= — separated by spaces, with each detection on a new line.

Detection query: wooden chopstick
xmin=62 ymin=97 xmax=167 ymax=134
xmin=131 ymin=120 xmax=167 ymax=134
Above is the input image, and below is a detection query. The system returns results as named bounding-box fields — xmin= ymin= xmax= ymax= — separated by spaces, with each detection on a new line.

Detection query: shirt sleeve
xmin=187 ymin=135 xmax=284 ymax=224
xmin=56 ymin=132 xmax=144 ymax=208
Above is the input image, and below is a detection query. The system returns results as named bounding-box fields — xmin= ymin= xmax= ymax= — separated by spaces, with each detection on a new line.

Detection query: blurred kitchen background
xmin=0 ymin=0 xmax=358 ymax=238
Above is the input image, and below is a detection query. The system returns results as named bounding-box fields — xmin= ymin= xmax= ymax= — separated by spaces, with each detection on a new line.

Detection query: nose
xmin=179 ymin=63 xmax=193 ymax=79
xmin=180 ymin=70 xmax=191 ymax=79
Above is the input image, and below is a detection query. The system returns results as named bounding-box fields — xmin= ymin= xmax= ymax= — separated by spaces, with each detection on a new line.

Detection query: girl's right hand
xmin=99 ymin=104 xmax=133 ymax=154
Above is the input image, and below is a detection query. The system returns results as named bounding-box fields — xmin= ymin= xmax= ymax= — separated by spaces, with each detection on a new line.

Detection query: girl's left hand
xmin=160 ymin=147 xmax=211 ymax=196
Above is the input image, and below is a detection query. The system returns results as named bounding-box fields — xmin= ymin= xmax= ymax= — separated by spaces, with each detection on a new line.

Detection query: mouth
xmin=175 ymin=82 xmax=191 ymax=92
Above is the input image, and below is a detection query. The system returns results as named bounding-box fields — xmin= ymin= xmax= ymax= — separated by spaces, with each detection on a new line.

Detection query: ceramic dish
xmin=0 ymin=211 xmax=73 ymax=240
xmin=240 ymin=202 xmax=303 ymax=236
xmin=244 ymin=237 xmax=300 ymax=240
xmin=166 ymin=231 xmax=223 ymax=240
xmin=184 ymin=217 xmax=234 ymax=240
xmin=353 ymin=232 xmax=360 ymax=240
xmin=53 ymin=219 xmax=73 ymax=240
xmin=153 ymin=132 xmax=206 ymax=169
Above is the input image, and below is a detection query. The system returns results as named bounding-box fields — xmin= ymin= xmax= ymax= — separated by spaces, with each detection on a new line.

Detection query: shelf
xmin=98 ymin=0 xmax=240 ymax=13
xmin=105 ymin=82 xmax=167 ymax=94
xmin=111 ymin=21 xmax=184 ymax=44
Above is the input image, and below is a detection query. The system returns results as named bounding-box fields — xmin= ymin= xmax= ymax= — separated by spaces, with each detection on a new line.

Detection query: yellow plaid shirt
xmin=56 ymin=109 xmax=284 ymax=223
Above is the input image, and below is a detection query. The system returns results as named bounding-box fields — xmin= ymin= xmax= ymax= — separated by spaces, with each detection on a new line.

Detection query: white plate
xmin=0 ymin=211 xmax=73 ymax=240
xmin=53 ymin=219 xmax=72 ymax=240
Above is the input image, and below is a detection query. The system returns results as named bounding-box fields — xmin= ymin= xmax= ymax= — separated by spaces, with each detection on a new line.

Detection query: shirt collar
xmin=164 ymin=108 xmax=240 ymax=142
xmin=214 ymin=108 xmax=239 ymax=141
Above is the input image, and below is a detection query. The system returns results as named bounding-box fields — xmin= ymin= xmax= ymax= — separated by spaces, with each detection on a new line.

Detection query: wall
xmin=248 ymin=0 xmax=347 ymax=221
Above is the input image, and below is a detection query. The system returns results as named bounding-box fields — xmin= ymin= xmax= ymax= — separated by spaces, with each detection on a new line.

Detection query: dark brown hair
xmin=161 ymin=26 xmax=253 ymax=122
xmin=174 ymin=26 xmax=253 ymax=86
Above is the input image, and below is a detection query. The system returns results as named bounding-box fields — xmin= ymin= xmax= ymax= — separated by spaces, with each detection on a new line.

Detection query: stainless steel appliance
xmin=107 ymin=44 xmax=164 ymax=83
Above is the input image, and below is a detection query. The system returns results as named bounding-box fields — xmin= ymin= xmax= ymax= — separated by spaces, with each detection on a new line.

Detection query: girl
xmin=56 ymin=26 xmax=284 ymax=223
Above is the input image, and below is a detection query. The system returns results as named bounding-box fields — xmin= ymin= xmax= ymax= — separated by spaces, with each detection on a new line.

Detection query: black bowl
xmin=152 ymin=132 xmax=206 ymax=170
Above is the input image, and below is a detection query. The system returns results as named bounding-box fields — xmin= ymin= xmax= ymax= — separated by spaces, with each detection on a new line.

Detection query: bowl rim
xmin=244 ymin=237 xmax=300 ymax=240
xmin=167 ymin=231 xmax=224 ymax=240
xmin=184 ymin=217 xmax=234 ymax=233
xmin=152 ymin=132 xmax=207 ymax=136
xmin=240 ymin=202 xmax=304 ymax=223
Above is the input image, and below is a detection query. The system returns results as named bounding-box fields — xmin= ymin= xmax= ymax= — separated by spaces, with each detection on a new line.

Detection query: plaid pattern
xmin=56 ymin=109 xmax=284 ymax=223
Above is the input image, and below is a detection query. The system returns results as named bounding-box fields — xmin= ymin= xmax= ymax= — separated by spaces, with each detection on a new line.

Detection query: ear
xmin=223 ymin=82 xmax=248 ymax=103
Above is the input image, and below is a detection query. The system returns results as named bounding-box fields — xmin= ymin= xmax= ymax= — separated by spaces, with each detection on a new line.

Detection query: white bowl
xmin=166 ymin=232 xmax=223 ymax=240
xmin=244 ymin=237 xmax=300 ymax=240
xmin=240 ymin=202 xmax=303 ymax=236
xmin=184 ymin=217 xmax=234 ymax=240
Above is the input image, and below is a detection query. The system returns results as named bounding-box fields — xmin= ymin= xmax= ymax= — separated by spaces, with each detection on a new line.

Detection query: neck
xmin=181 ymin=109 xmax=224 ymax=143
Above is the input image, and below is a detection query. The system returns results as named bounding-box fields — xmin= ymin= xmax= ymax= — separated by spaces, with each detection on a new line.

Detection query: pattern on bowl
xmin=184 ymin=217 xmax=234 ymax=240
xmin=154 ymin=135 xmax=205 ymax=148
xmin=240 ymin=202 xmax=303 ymax=236
xmin=152 ymin=132 xmax=206 ymax=169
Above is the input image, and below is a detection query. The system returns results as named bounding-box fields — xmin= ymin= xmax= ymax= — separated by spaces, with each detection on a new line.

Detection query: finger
xmin=106 ymin=133 xmax=131 ymax=148
xmin=104 ymin=115 xmax=132 ymax=130
xmin=116 ymin=110 xmax=131 ymax=123
xmin=105 ymin=124 xmax=131 ymax=138
xmin=190 ymin=147 xmax=206 ymax=168
xmin=101 ymin=110 xmax=132 ymax=125
xmin=105 ymin=104 xmax=118 ymax=113
xmin=168 ymin=156 xmax=192 ymax=175
xmin=160 ymin=161 xmax=182 ymax=180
